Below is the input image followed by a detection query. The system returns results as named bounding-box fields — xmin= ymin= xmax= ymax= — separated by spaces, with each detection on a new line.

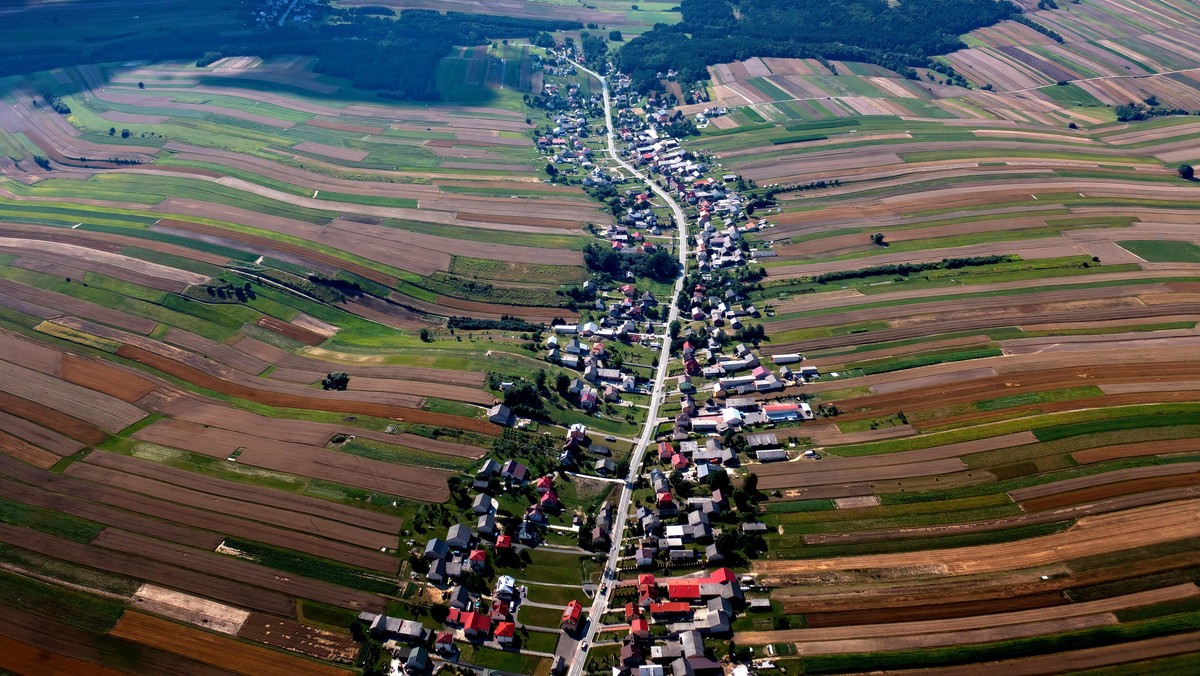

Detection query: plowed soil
xmin=60 ymin=354 xmax=157 ymax=403
xmin=801 ymin=591 xmax=1067 ymax=627
xmin=0 ymin=391 xmax=109 ymax=444
xmin=256 ymin=316 xmax=327 ymax=346
xmin=111 ymin=612 xmax=353 ymax=676
xmin=237 ymin=613 xmax=358 ymax=663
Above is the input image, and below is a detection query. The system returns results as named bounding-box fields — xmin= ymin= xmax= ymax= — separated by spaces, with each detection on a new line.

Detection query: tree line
xmin=615 ymin=0 xmax=1019 ymax=91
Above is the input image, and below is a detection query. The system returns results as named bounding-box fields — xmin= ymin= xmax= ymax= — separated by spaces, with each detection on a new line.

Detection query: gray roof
xmin=424 ymin=538 xmax=448 ymax=559
xmin=446 ymin=524 xmax=471 ymax=547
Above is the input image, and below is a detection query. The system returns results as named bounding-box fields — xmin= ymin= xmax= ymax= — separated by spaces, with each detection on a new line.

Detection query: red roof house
xmin=495 ymin=535 xmax=512 ymax=550
xmin=561 ymin=600 xmax=583 ymax=632
xmin=461 ymin=611 xmax=491 ymax=637
xmin=495 ymin=621 xmax=516 ymax=645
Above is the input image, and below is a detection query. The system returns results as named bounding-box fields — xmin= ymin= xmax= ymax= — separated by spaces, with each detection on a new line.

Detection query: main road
xmin=563 ymin=56 xmax=691 ymax=676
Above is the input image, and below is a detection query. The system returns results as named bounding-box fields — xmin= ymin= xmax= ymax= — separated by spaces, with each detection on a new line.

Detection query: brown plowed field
xmin=753 ymin=499 xmax=1200 ymax=581
xmin=305 ymin=119 xmax=384 ymax=134
xmin=1012 ymin=463 xmax=1200 ymax=501
xmin=0 ymin=329 xmax=64 ymax=374
xmin=65 ymin=461 xmax=400 ymax=559
xmin=113 ymin=344 xmax=497 ymax=436
xmin=267 ymin=369 xmax=492 ymax=405
xmin=456 ymin=211 xmax=581 ymax=230
xmin=230 ymin=337 xmax=484 ymax=385
xmin=0 ymin=410 xmax=82 ymax=456
xmin=0 ymin=357 xmax=146 ymax=432
xmin=133 ymin=419 xmax=452 ymax=502
xmin=0 ymin=430 xmax=58 ymax=468
xmin=22 ymin=129 xmax=155 ymax=168
xmin=256 ymin=316 xmax=327 ymax=346
xmin=237 ymin=613 xmax=358 ymax=663
xmin=1021 ymin=475 xmax=1200 ymax=512
xmin=0 ymin=221 xmax=228 ymax=265
xmin=94 ymin=529 xmax=385 ymax=613
xmin=757 ymin=457 xmax=967 ymax=490
xmin=165 ymin=329 xmax=270 ymax=374
xmin=801 ymin=590 xmax=1067 ymax=627
xmin=111 ymin=612 xmax=353 ymax=676
xmin=0 ymin=634 xmax=130 ymax=676
xmin=0 ymin=391 xmax=109 ymax=444
xmin=0 ymin=523 xmax=295 ymax=615
xmin=735 ymin=584 xmax=1196 ymax=646
xmin=1072 ymin=438 xmax=1200 ymax=464
xmin=60 ymin=354 xmax=157 ymax=403
xmin=83 ymin=450 xmax=404 ymax=532
xmin=155 ymin=219 xmax=399 ymax=288
xmin=769 ymin=303 xmax=1200 ymax=353
xmin=137 ymin=393 xmax=484 ymax=459
xmin=0 ymin=472 xmax=222 ymax=550
xmin=886 ymin=631 xmax=1200 ymax=676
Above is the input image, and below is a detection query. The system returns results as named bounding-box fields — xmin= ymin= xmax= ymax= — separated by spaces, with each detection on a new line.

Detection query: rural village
xmin=4 ymin=0 xmax=1200 ymax=675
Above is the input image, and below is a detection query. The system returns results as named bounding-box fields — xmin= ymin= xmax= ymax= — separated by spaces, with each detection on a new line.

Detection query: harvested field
xmin=110 ymin=612 xmax=353 ymax=676
xmin=1072 ymin=438 xmax=1200 ymax=464
xmin=1020 ymin=474 xmax=1200 ymax=512
xmin=237 ymin=613 xmax=358 ymax=663
xmin=132 ymin=584 xmax=250 ymax=635
xmin=0 ymin=430 xmax=58 ymax=468
xmin=304 ymin=119 xmax=384 ymax=134
xmin=0 ymin=410 xmax=84 ymax=456
xmin=256 ymin=316 xmax=327 ymax=346
xmin=0 ymin=634 xmax=130 ymax=676
xmin=93 ymin=529 xmax=386 ymax=613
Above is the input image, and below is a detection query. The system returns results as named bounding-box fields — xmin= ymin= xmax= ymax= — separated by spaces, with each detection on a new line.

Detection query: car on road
xmin=605 ymin=436 xmax=616 ymax=442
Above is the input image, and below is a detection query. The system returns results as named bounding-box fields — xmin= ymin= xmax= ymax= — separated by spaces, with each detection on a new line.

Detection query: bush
xmin=322 ymin=372 xmax=350 ymax=391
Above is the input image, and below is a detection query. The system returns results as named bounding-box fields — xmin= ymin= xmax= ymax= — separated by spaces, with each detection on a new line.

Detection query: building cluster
xmin=607 ymin=569 xmax=748 ymax=676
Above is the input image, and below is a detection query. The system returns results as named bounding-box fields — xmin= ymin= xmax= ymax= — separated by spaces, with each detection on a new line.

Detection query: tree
xmin=108 ymin=127 xmax=116 ymax=136
xmin=322 ymin=372 xmax=350 ymax=390
xmin=137 ymin=81 xmax=145 ymax=89
xmin=871 ymin=232 xmax=886 ymax=246
xmin=555 ymin=372 xmax=571 ymax=394
xmin=419 ymin=328 xmax=431 ymax=342
xmin=535 ymin=369 xmax=548 ymax=391
xmin=120 ymin=129 xmax=130 ymax=138
xmin=609 ymin=30 xmax=623 ymax=41
xmin=1180 ymin=164 xmax=1195 ymax=181
xmin=545 ymin=162 xmax=558 ymax=177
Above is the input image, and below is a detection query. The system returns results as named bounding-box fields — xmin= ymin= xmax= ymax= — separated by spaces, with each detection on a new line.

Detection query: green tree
xmin=609 ymin=30 xmax=623 ymax=41
xmin=419 ymin=328 xmax=431 ymax=342
xmin=322 ymin=372 xmax=350 ymax=390
xmin=120 ymin=129 xmax=130 ymax=138
xmin=1180 ymin=164 xmax=1195 ymax=180
xmin=545 ymin=162 xmax=559 ymax=177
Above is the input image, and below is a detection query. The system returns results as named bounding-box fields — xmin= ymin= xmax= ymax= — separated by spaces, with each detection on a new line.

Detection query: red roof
xmin=540 ymin=490 xmax=559 ymax=505
xmin=468 ymin=549 xmax=486 ymax=562
xmin=625 ymin=602 xmax=639 ymax=620
xmin=708 ymin=568 xmax=737 ymax=584
xmin=638 ymin=574 xmax=656 ymax=587
xmin=495 ymin=621 xmax=515 ymax=638
xmin=495 ymin=535 xmax=512 ymax=549
xmin=657 ymin=492 xmax=673 ymax=505
xmin=562 ymin=600 xmax=583 ymax=623
xmin=462 ymin=611 xmax=491 ymax=632
xmin=536 ymin=475 xmax=554 ymax=490
xmin=630 ymin=618 xmax=649 ymax=634
xmin=668 ymin=582 xmax=700 ymax=599
xmin=650 ymin=602 xmax=691 ymax=614
xmin=435 ymin=631 xmax=454 ymax=645
xmin=447 ymin=608 xmax=461 ymax=623
xmin=764 ymin=404 xmax=799 ymax=412
xmin=671 ymin=453 xmax=690 ymax=468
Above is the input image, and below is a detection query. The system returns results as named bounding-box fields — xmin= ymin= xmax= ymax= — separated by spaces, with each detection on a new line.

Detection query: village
xmin=351 ymin=45 xmax=821 ymax=676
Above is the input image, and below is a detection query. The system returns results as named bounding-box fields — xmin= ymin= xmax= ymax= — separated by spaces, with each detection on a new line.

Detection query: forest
xmin=616 ymin=0 xmax=1019 ymax=89
xmin=0 ymin=3 xmax=579 ymax=101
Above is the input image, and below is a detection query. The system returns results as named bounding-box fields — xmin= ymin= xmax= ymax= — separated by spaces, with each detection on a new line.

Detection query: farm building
xmin=772 ymin=354 xmax=802 ymax=364
xmin=756 ymin=449 xmax=789 ymax=462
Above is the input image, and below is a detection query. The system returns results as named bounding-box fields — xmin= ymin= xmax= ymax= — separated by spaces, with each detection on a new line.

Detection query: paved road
xmin=564 ymin=56 xmax=691 ymax=676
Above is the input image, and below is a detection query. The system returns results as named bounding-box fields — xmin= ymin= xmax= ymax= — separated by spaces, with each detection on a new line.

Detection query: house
xmin=446 ymin=585 xmax=471 ymax=610
xmin=477 ymin=458 xmax=500 ymax=476
xmin=535 ymin=475 xmax=554 ymax=494
xmin=540 ymin=490 xmax=561 ymax=509
xmin=764 ymin=404 xmax=800 ymax=421
xmin=680 ymin=630 xmax=704 ymax=657
xmin=396 ymin=645 xmax=428 ymax=672
xmin=672 ymin=656 xmax=723 ymax=676
xmin=671 ymin=453 xmax=690 ymax=470
xmin=516 ymin=521 xmax=539 ymax=543
xmin=446 ymin=524 xmax=471 ymax=549
xmin=501 ymin=459 xmax=529 ymax=482
xmin=494 ymin=575 xmax=517 ymax=600
xmin=742 ymin=522 xmax=768 ymax=534
xmin=658 ymin=441 xmax=674 ymax=462
xmin=756 ymin=449 xmax=789 ymax=462
xmin=525 ymin=503 xmax=547 ymax=524
xmin=495 ymin=534 xmax=512 ymax=551
xmin=495 ymin=621 xmax=516 ymax=645
xmin=427 ymin=558 xmax=448 ymax=584
xmin=424 ymin=539 xmax=449 ymax=560
xmin=477 ymin=512 xmax=497 ymax=536
xmin=461 ymin=611 xmax=491 ymax=638
xmin=649 ymin=601 xmax=691 ymax=617
xmin=472 ymin=493 xmax=492 ymax=514
xmin=467 ymin=549 xmax=486 ymax=572
xmin=745 ymin=433 xmax=777 ymax=448
xmin=561 ymin=600 xmax=584 ymax=631
xmin=630 ymin=617 xmax=650 ymax=638
xmin=434 ymin=631 xmax=456 ymax=654
xmin=596 ymin=458 xmax=617 ymax=474
xmin=705 ymin=543 xmax=724 ymax=563
xmin=772 ymin=353 xmax=802 ymax=364
xmin=487 ymin=404 xmax=513 ymax=426
xmin=636 ymin=546 xmax=656 ymax=566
